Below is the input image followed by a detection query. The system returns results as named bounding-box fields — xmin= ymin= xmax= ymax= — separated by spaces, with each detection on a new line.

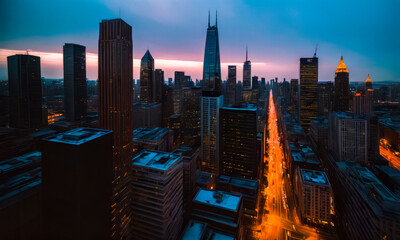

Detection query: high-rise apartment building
xmin=334 ymin=56 xmax=349 ymax=112
xmin=7 ymin=54 xmax=43 ymax=129
xmin=299 ymin=57 xmax=318 ymax=132
xmin=140 ymin=50 xmax=155 ymax=103
xmin=219 ymin=105 xmax=261 ymax=180
xmin=41 ymin=128 xmax=113 ymax=239
xmin=98 ymin=18 xmax=133 ymax=239
xmin=131 ymin=150 xmax=183 ymax=240
xmin=63 ymin=43 xmax=87 ymax=122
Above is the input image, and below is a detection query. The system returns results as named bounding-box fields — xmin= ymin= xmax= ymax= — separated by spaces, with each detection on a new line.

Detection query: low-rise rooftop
xmin=132 ymin=127 xmax=169 ymax=142
xmin=300 ymin=168 xmax=330 ymax=187
xmin=217 ymin=175 xmax=258 ymax=191
xmin=181 ymin=220 xmax=235 ymax=240
xmin=132 ymin=150 xmax=181 ymax=171
xmin=0 ymin=151 xmax=41 ymax=175
xmin=193 ymin=189 xmax=241 ymax=212
xmin=43 ymin=128 xmax=112 ymax=145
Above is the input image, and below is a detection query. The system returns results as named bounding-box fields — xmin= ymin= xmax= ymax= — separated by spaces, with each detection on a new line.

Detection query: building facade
xmin=299 ymin=57 xmax=318 ymax=132
xmin=140 ymin=50 xmax=155 ymax=103
xmin=334 ymin=56 xmax=350 ymax=112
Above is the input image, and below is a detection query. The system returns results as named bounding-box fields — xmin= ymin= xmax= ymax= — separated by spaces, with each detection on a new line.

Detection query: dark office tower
xmin=243 ymin=47 xmax=251 ymax=90
xmin=365 ymin=74 xmax=374 ymax=116
xmin=42 ymin=128 xmax=113 ymax=240
xmin=261 ymin=77 xmax=266 ymax=86
xmin=318 ymin=81 xmax=334 ymax=117
xmin=334 ymin=56 xmax=349 ymax=112
xmin=162 ymin=84 xmax=174 ymax=127
xmin=299 ymin=57 xmax=318 ymax=132
xmin=202 ymin=11 xmax=221 ymax=94
xmin=63 ymin=43 xmax=87 ymax=122
xmin=98 ymin=18 xmax=133 ymax=239
xmin=174 ymin=71 xmax=185 ymax=113
xmin=140 ymin=50 xmax=154 ymax=103
xmin=252 ymin=76 xmax=259 ymax=90
xmin=154 ymin=69 xmax=164 ymax=103
xmin=220 ymin=105 xmax=260 ymax=180
xmin=7 ymin=54 xmax=43 ymax=129
xmin=182 ymin=87 xmax=202 ymax=145
xmin=225 ymin=65 xmax=236 ymax=106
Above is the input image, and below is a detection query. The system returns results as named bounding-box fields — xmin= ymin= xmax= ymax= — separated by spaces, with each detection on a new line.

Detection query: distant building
xmin=289 ymin=79 xmax=299 ymax=118
xmin=352 ymin=74 xmax=374 ymax=116
xmin=132 ymin=102 xmax=162 ymax=129
xmin=310 ymin=117 xmax=329 ymax=148
xmin=191 ymin=189 xmax=244 ymax=239
xmin=295 ymin=168 xmax=332 ymax=225
xmin=334 ymin=56 xmax=350 ymax=112
xmin=168 ymin=113 xmax=183 ymax=149
xmin=328 ymin=112 xmax=368 ymax=165
xmin=41 ymin=128 xmax=113 ymax=239
xmin=219 ymin=105 xmax=261 ymax=180
xmin=243 ymin=47 xmax=251 ymax=90
xmin=161 ymin=84 xmax=174 ymax=127
xmin=7 ymin=54 xmax=43 ymax=129
xmin=154 ymin=69 xmax=164 ymax=103
xmin=174 ymin=71 xmax=186 ymax=114
xmin=63 ymin=43 xmax=87 ymax=122
xmin=225 ymin=65 xmax=237 ymax=106
xmin=131 ymin=150 xmax=183 ymax=240
xmin=299 ymin=57 xmax=318 ymax=132
xmin=140 ymin=50 xmax=155 ymax=103
xmin=251 ymin=76 xmax=258 ymax=90
xmin=98 ymin=18 xmax=133 ymax=239
xmin=318 ymin=82 xmax=334 ymax=117
xmin=182 ymin=87 xmax=202 ymax=145
xmin=0 ymin=151 xmax=42 ymax=240
xmin=132 ymin=127 xmax=173 ymax=152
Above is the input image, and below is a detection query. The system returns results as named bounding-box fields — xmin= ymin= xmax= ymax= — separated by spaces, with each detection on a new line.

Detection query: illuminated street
xmin=380 ymin=143 xmax=400 ymax=171
xmin=258 ymin=91 xmax=335 ymax=240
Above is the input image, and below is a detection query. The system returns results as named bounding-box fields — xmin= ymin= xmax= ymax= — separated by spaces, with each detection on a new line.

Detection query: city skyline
xmin=0 ymin=0 xmax=399 ymax=82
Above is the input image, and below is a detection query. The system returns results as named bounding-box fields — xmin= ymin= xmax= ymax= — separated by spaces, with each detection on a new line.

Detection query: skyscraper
xmin=299 ymin=57 xmax=318 ymax=132
xmin=63 ymin=43 xmax=87 ymax=122
xmin=154 ymin=69 xmax=164 ymax=103
xmin=252 ymin=76 xmax=259 ymax=90
xmin=365 ymin=74 xmax=374 ymax=116
xmin=334 ymin=56 xmax=349 ymax=112
xmin=174 ymin=71 xmax=185 ymax=113
xmin=202 ymin=12 xmax=221 ymax=94
xmin=289 ymin=79 xmax=299 ymax=117
xmin=7 ymin=54 xmax=43 ymax=129
xmin=98 ymin=18 xmax=133 ymax=239
xmin=42 ymin=128 xmax=113 ymax=239
xmin=140 ymin=50 xmax=154 ymax=103
xmin=225 ymin=65 xmax=236 ymax=106
xmin=243 ymin=47 xmax=251 ymax=90
xmin=201 ymin=11 xmax=223 ymax=174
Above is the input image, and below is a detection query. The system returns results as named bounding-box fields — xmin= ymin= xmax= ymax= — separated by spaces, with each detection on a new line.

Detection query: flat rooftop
xmin=173 ymin=145 xmax=199 ymax=157
xmin=300 ymin=168 xmax=330 ymax=187
xmin=133 ymin=128 xmax=169 ymax=142
xmin=193 ymin=189 xmax=241 ymax=212
xmin=221 ymin=104 xmax=257 ymax=112
xmin=334 ymin=111 xmax=367 ymax=120
xmin=379 ymin=118 xmax=400 ymax=132
xmin=217 ymin=175 xmax=258 ymax=191
xmin=196 ymin=171 xmax=214 ymax=185
xmin=0 ymin=151 xmax=41 ymax=174
xmin=43 ymin=128 xmax=112 ymax=145
xmin=132 ymin=150 xmax=181 ymax=171
xmin=182 ymin=220 xmax=234 ymax=240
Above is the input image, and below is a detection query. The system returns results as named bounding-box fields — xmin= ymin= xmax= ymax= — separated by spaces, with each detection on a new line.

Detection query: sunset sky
xmin=0 ymin=0 xmax=399 ymax=82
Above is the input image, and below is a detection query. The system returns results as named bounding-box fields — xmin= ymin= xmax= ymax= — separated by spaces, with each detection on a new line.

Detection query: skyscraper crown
xmin=335 ymin=56 xmax=349 ymax=73
xmin=366 ymin=74 xmax=371 ymax=83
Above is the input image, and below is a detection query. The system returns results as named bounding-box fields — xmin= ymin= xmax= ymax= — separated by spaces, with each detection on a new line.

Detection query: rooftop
xmin=221 ymin=104 xmax=257 ymax=112
xmin=300 ymin=168 xmax=330 ymax=186
xmin=173 ymin=145 xmax=199 ymax=157
xmin=43 ymin=128 xmax=112 ymax=145
xmin=0 ymin=151 xmax=41 ymax=174
xmin=132 ymin=128 xmax=169 ymax=142
xmin=193 ymin=189 xmax=241 ymax=212
xmin=196 ymin=171 xmax=214 ymax=185
xmin=333 ymin=111 xmax=367 ymax=120
xmin=181 ymin=220 xmax=235 ymax=240
xmin=132 ymin=150 xmax=182 ymax=171
xmin=217 ymin=175 xmax=258 ymax=190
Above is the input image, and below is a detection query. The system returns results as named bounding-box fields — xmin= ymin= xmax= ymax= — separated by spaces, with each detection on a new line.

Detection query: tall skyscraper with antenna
xmin=243 ymin=46 xmax=251 ymax=89
xmin=201 ymin=11 xmax=223 ymax=174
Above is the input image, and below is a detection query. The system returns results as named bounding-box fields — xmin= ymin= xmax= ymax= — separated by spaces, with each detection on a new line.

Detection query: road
xmin=380 ymin=145 xmax=400 ymax=171
xmin=255 ymin=91 xmax=335 ymax=240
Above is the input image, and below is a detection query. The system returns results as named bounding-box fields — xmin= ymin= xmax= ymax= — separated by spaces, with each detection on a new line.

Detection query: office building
xmin=299 ymin=57 xmax=318 ymax=132
xmin=191 ymin=189 xmax=244 ymax=239
xmin=251 ymin=76 xmax=258 ymax=90
xmin=0 ymin=151 xmax=42 ymax=240
xmin=181 ymin=220 xmax=235 ymax=240
xmin=225 ymin=65 xmax=236 ymax=106
xmin=7 ymin=54 xmax=43 ymax=129
xmin=289 ymin=79 xmax=299 ymax=117
xmin=154 ymin=69 xmax=164 ymax=103
xmin=161 ymin=84 xmax=174 ymax=127
xmin=174 ymin=71 xmax=186 ymax=113
xmin=132 ymin=102 xmax=162 ymax=129
xmin=333 ymin=162 xmax=400 ymax=240
xmin=98 ymin=18 xmax=133 ymax=239
xmin=41 ymin=128 xmax=113 ymax=239
xmin=168 ymin=113 xmax=184 ymax=148
xmin=243 ymin=47 xmax=251 ymax=90
xmin=201 ymin=12 xmax=223 ymax=174
xmin=63 ymin=43 xmax=87 ymax=122
xmin=294 ymin=168 xmax=332 ymax=225
xmin=219 ymin=105 xmax=261 ymax=180
xmin=328 ymin=112 xmax=368 ymax=165
xmin=182 ymin=87 xmax=202 ymax=145
xmin=131 ymin=150 xmax=183 ymax=240
xmin=132 ymin=127 xmax=173 ymax=152
xmin=140 ymin=50 xmax=155 ymax=103
xmin=334 ymin=56 xmax=350 ymax=112
xmin=318 ymin=82 xmax=334 ymax=117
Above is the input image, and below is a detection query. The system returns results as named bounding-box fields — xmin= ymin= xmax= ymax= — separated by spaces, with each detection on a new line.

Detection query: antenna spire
xmin=208 ymin=10 xmax=210 ymax=27
xmin=216 ymin=10 xmax=218 ymax=26
xmin=246 ymin=45 xmax=248 ymax=61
